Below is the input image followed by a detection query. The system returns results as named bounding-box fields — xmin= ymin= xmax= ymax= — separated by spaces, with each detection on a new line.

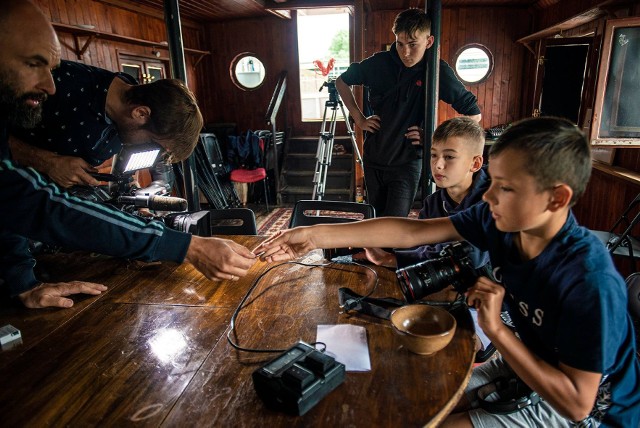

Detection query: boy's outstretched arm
xmin=256 ymin=217 xmax=460 ymax=262
xmin=467 ymin=278 xmax=601 ymax=421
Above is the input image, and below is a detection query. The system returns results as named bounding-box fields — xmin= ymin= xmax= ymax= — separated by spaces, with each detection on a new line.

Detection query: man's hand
xmin=18 ymin=281 xmax=108 ymax=309
xmin=405 ymin=125 xmax=423 ymax=146
xmin=185 ymin=236 xmax=257 ymax=280
xmin=355 ymin=115 xmax=381 ymax=133
xmin=45 ymin=155 xmax=100 ymax=187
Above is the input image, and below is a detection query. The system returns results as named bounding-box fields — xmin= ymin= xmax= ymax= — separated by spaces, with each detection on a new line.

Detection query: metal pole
xmin=164 ymin=0 xmax=200 ymax=211
xmin=422 ymin=0 xmax=441 ymax=201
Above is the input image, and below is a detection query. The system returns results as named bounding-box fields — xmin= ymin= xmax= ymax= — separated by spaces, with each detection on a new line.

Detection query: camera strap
xmin=338 ymin=287 xmax=404 ymax=319
xmin=476 ymin=376 xmax=541 ymax=414
xmin=338 ymin=287 xmax=462 ymax=320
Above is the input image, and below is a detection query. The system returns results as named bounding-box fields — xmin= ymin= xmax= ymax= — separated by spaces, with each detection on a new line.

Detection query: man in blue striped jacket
xmin=0 ymin=0 xmax=257 ymax=309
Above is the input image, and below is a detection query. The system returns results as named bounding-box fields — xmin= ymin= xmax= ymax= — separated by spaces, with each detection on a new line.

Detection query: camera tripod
xmin=312 ymin=80 xmax=364 ymax=200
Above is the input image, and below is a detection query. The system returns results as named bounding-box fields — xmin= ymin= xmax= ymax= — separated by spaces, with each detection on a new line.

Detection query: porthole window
xmin=454 ymin=44 xmax=493 ymax=85
xmin=230 ymin=53 xmax=266 ymax=91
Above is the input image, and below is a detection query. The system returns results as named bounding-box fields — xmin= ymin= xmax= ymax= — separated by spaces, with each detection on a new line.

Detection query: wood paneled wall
xmin=33 ymin=0 xmax=207 ymax=98
xmin=362 ymin=7 xmax=532 ymax=130
xmin=200 ymin=16 xmax=297 ymax=135
xmin=203 ymin=7 xmax=532 ymax=135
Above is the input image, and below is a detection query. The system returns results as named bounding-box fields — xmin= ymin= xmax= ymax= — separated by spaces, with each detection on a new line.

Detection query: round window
xmin=230 ymin=53 xmax=266 ymax=90
xmin=454 ymin=44 xmax=493 ymax=85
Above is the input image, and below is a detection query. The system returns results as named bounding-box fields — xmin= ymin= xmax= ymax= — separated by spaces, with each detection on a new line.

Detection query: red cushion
xmin=230 ymin=167 xmax=267 ymax=183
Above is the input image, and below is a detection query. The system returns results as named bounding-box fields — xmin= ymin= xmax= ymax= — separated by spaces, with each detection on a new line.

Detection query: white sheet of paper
xmin=470 ymin=309 xmax=492 ymax=351
xmin=316 ymin=324 xmax=371 ymax=372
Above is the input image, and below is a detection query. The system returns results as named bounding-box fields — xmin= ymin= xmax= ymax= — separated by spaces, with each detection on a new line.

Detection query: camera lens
xmin=396 ymin=257 xmax=461 ymax=302
xmin=395 ymin=241 xmax=479 ymax=302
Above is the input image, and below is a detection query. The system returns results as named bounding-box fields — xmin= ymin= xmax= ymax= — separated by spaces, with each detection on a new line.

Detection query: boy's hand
xmin=465 ymin=276 xmax=506 ymax=337
xmin=405 ymin=125 xmax=423 ymax=146
xmin=356 ymin=115 xmax=381 ymax=133
xmin=254 ymin=228 xmax=317 ymax=262
xmin=352 ymin=247 xmax=397 ymax=268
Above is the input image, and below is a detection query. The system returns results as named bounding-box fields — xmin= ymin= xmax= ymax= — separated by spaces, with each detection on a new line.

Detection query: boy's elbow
xmin=556 ymin=399 xmax=594 ymax=423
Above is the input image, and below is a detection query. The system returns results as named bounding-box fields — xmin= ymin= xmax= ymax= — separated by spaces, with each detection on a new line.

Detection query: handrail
xmin=265 ymin=71 xmax=287 ymax=205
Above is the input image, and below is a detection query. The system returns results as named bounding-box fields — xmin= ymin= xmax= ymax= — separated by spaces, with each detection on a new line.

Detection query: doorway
xmin=536 ymin=38 xmax=591 ymax=124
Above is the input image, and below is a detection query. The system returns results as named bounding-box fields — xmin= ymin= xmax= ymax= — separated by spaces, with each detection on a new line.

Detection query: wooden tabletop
xmin=0 ymin=236 xmax=475 ymax=427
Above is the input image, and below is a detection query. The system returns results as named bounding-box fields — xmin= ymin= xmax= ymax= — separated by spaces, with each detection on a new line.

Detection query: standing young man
xmin=336 ymin=8 xmax=481 ymax=217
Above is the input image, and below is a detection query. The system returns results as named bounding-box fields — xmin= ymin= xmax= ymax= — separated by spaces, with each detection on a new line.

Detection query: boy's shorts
xmin=465 ymin=356 xmax=600 ymax=428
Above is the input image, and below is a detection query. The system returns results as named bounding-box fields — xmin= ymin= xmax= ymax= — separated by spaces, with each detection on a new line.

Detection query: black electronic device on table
xmin=252 ymin=341 xmax=345 ymax=416
xmin=486 ymin=123 xmax=509 ymax=139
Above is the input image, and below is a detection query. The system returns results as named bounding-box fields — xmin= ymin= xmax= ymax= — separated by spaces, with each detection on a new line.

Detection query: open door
xmin=532 ymin=37 xmax=591 ymax=125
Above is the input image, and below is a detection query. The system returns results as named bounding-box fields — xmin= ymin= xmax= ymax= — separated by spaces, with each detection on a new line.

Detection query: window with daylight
xmin=297 ymin=8 xmax=350 ymax=121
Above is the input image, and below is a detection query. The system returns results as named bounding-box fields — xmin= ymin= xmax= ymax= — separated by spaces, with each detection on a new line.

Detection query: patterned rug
xmin=257 ymin=208 xmax=293 ymax=235
xmin=257 ymin=207 xmax=420 ymax=235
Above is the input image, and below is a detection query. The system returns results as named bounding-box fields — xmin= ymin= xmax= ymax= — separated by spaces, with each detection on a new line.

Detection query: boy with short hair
xmin=257 ymin=117 xmax=640 ymax=426
xmin=356 ymin=116 xmax=489 ymax=271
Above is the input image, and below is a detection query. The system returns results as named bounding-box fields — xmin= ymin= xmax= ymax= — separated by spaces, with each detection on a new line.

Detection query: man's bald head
xmin=0 ymin=0 xmax=60 ymax=127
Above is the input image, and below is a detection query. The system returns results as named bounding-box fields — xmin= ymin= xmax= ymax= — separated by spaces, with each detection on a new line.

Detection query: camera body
xmin=320 ymin=79 xmax=340 ymax=104
xmin=395 ymin=241 xmax=481 ymax=302
xmin=118 ymin=182 xmax=212 ymax=236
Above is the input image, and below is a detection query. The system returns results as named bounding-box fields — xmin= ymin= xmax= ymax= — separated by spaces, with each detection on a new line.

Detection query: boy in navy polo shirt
xmin=257 ymin=117 xmax=640 ymax=426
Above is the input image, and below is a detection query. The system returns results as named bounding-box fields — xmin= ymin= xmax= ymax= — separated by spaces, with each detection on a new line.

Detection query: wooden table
xmin=0 ymin=236 xmax=475 ymax=427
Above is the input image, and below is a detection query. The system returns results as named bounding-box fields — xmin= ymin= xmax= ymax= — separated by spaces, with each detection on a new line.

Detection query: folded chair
xmin=288 ymin=199 xmax=375 ymax=228
xmin=209 ymin=208 xmax=257 ymax=235
xmin=626 ymin=272 xmax=640 ymax=319
xmin=289 ymin=200 xmax=375 ymax=259
xmin=591 ymin=192 xmax=640 ymax=271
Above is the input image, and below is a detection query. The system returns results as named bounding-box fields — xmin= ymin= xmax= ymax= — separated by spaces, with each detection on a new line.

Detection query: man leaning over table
xmin=0 ymin=0 xmax=257 ymax=309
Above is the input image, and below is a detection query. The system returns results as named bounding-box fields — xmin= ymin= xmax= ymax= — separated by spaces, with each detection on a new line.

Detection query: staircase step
xmin=279 ymin=185 xmax=352 ymax=204
xmin=287 ymin=136 xmax=353 ymax=154
xmin=283 ymin=153 xmax=353 ymax=171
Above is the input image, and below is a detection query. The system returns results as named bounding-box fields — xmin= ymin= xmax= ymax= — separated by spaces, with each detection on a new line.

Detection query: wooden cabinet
xmin=119 ymin=55 xmax=166 ymax=84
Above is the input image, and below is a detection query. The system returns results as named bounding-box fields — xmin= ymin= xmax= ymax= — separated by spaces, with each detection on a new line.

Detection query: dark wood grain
xmin=0 ymin=236 xmax=474 ymax=427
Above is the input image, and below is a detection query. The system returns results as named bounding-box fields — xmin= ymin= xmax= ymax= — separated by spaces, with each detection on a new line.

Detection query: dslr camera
xmin=395 ymin=241 xmax=484 ymax=302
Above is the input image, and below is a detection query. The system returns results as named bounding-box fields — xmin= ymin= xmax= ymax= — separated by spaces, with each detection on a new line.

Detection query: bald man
xmin=0 ymin=0 xmax=257 ymax=309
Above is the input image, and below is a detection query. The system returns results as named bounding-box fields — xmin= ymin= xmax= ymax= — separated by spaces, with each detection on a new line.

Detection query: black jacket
xmin=340 ymin=44 xmax=480 ymax=169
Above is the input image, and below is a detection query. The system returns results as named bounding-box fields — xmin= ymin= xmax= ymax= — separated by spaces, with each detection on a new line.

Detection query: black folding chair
xmin=591 ymin=192 xmax=640 ymax=271
xmin=209 ymin=208 xmax=257 ymax=235
xmin=288 ymin=200 xmax=375 ymax=259
xmin=288 ymin=199 xmax=376 ymax=228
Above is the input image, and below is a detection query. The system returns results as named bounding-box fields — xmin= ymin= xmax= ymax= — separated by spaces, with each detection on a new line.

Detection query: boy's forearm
xmin=335 ymin=77 xmax=364 ymax=123
xmin=489 ymin=326 xmax=599 ymax=421
xmin=311 ymin=217 xmax=458 ymax=250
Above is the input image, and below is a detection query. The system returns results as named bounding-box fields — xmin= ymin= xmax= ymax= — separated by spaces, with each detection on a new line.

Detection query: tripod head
xmin=319 ymin=79 xmax=340 ymax=105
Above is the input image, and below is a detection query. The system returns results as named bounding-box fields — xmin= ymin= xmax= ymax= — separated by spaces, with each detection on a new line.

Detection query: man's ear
xmin=426 ymin=35 xmax=435 ymax=49
xmin=470 ymin=155 xmax=483 ymax=173
xmin=548 ymin=184 xmax=573 ymax=212
xmin=130 ymin=106 xmax=151 ymax=125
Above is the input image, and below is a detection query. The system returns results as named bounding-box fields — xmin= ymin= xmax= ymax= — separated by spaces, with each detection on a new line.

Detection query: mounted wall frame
xmin=591 ymin=17 xmax=640 ymax=146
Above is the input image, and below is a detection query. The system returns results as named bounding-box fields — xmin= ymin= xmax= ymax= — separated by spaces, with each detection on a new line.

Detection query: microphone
xmin=117 ymin=195 xmax=188 ymax=211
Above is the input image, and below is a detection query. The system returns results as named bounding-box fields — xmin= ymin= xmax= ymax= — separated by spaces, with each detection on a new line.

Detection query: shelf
xmin=52 ymin=22 xmax=210 ymax=66
xmin=592 ymin=161 xmax=640 ymax=186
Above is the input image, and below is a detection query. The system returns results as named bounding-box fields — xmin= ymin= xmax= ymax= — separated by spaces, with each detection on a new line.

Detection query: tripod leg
xmin=339 ymin=101 xmax=367 ymax=203
xmin=312 ymin=103 xmax=333 ymax=200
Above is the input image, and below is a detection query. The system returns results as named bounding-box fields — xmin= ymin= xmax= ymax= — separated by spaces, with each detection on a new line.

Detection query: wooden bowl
xmin=390 ymin=304 xmax=457 ymax=355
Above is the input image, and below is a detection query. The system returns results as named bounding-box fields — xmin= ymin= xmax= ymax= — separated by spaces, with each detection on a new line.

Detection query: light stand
xmin=312 ymin=80 xmax=363 ymax=201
